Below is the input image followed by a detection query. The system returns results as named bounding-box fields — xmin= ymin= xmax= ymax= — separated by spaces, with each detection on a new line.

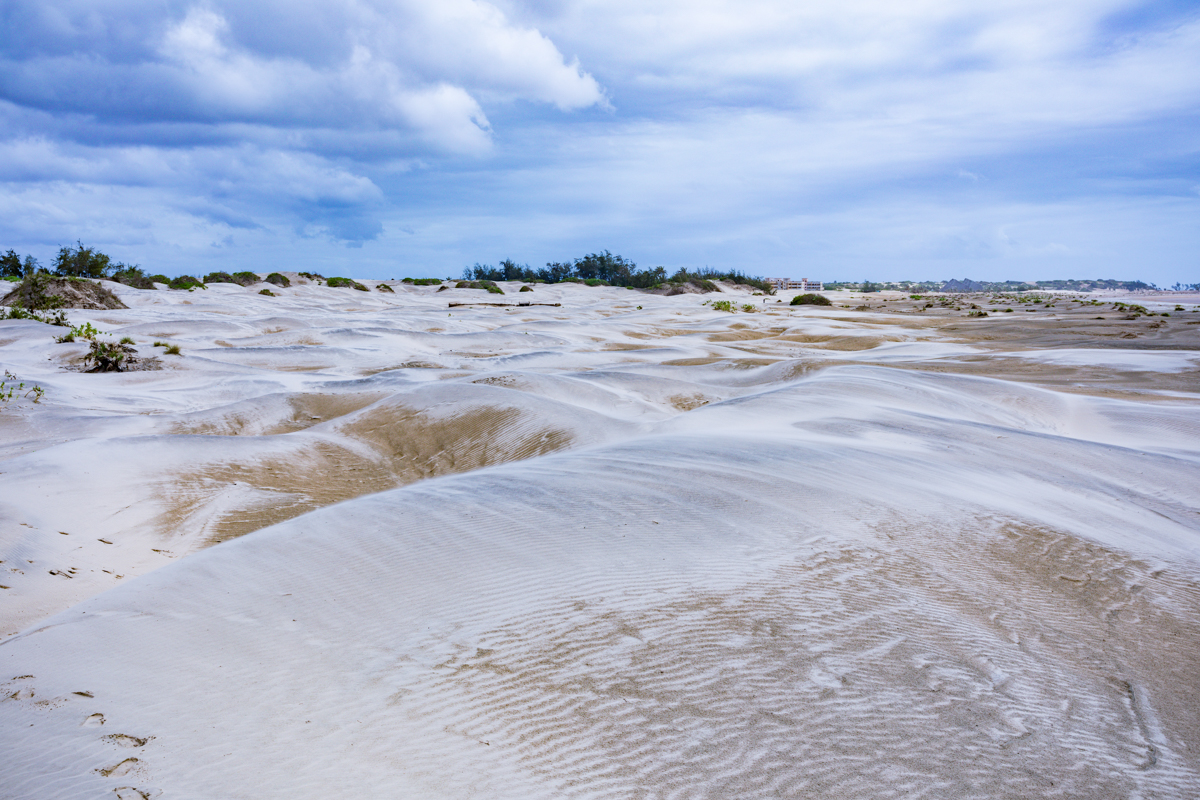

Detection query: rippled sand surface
xmin=1 ymin=279 xmax=1198 ymax=798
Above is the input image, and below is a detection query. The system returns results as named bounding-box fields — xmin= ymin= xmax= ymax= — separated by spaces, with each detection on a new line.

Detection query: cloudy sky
xmin=2 ymin=0 xmax=1198 ymax=283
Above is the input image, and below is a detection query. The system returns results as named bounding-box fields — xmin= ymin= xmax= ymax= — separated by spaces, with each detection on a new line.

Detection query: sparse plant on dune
xmin=519 ymin=285 xmax=533 ymax=292
xmin=119 ymin=336 xmax=135 ymax=344
xmin=164 ymin=343 xmax=181 ymax=355
xmin=259 ymin=288 xmax=276 ymax=296
xmin=56 ymin=322 xmax=103 ymax=343
xmin=1 ymin=370 xmax=45 ymax=406
xmin=376 ymin=283 xmax=394 ymax=293
xmin=711 ymin=300 xmax=735 ymax=312
xmin=266 ymin=272 xmax=291 ymax=287
xmin=741 ymin=304 xmax=756 ymax=312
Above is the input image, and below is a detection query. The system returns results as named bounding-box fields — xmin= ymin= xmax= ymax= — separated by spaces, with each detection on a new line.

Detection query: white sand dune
xmin=1 ymin=281 xmax=1198 ymax=798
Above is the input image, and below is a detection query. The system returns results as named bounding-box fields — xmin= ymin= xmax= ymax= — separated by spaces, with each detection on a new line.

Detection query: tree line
xmin=2 ymin=242 xmax=165 ymax=288
xmin=464 ymin=251 xmax=773 ymax=292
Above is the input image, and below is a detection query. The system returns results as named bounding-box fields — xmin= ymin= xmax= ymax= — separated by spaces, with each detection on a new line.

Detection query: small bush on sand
xmin=519 ymin=285 xmax=533 ymax=292
xmin=259 ymin=288 xmax=275 ymax=296
xmin=298 ymin=272 xmax=324 ymax=282
xmin=411 ymin=278 xmax=442 ymax=286
xmin=266 ymin=272 xmax=290 ymax=287
xmin=119 ymin=336 xmax=135 ymax=344
xmin=164 ymin=344 xmax=181 ymax=355
xmin=711 ymin=300 xmax=735 ymax=312
xmin=148 ymin=274 xmax=170 ymax=285
xmin=968 ymin=310 xmax=988 ymax=317
xmin=84 ymin=340 xmax=137 ymax=372
xmin=231 ymin=271 xmax=259 ymax=286
xmin=376 ymin=283 xmax=394 ymax=293
xmin=741 ymin=304 xmax=756 ymax=312
xmin=455 ymin=280 xmax=504 ymax=294
xmin=791 ymin=293 xmax=832 ymax=306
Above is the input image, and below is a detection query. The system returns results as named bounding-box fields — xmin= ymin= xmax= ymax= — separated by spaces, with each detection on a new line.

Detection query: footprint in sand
xmin=98 ymin=757 xmax=139 ymax=777
xmin=104 ymin=734 xmax=151 ymax=748
xmin=113 ymin=788 xmax=152 ymax=800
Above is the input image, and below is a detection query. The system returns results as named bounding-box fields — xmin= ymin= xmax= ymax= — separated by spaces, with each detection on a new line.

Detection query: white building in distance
xmin=766 ymin=278 xmax=823 ymax=292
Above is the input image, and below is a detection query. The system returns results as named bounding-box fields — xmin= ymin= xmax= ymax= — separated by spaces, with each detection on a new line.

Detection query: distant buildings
xmin=766 ymin=277 xmax=823 ymax=292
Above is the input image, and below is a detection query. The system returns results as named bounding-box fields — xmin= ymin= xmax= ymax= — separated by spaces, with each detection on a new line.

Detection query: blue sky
xmin=1 ymin=0 xmax=1198 ymax=284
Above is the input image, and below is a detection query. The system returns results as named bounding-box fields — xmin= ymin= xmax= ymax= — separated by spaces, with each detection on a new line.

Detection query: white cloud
xmin=2 ymin=0 xmax=605 ymax=155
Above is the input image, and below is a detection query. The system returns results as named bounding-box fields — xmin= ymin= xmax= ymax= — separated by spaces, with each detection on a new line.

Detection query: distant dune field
xmin=2 ymin=278 xmax=1198 ymax=798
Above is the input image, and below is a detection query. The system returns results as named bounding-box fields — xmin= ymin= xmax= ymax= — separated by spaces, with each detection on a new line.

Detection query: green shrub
xmin=411 ymin=278 xmax=441 ymax=286
xmin=83 ymin=340 xmax=135 ymax=372
xmin=266 ymin=272 xmax=290 ymax=287
xmin=741 ymin=304 xmax=756 ymax=312
xmin=584 ymin=278 xmax=607 ymax=287
xmin=711 ymin=299 xmax=735 ymax=312
xmin=164 ymin=343 xmax=181 ymax=355
xmin=153 ymin=341 xmax=167 ymax=347
xmin=203 ymin=271 xmax=235 ymax=284
xmin=519 ymin=285 xmax=533 ymax=292
xmin=148 ymin=274 xmax=170 ymax=285
xmin=119 ymin=336 xmax=135 ymax=344
xmin=259 ymin=288 xmax=275 ymax=296
xmin=298 ymin=272 xmax=324 ymax=281
xmin=376 ymin=283 xmax=394 ymax=293
xmin=110 ymin=266 xmax=156 ymax=290
xmin=968 ymin=310 xmax=988 ymax=317
xmin=169 ymin=275 xmax=204 ymax=290
xmin=791 ymin=293 xmax=832 ymax=306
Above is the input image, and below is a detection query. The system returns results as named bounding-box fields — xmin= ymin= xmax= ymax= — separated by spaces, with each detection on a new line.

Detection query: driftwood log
xmin=447 ymin=302 xmax=562 ymax=308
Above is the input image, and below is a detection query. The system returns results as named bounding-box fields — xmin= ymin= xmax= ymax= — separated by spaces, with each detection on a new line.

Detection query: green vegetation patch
xmin=327 ymin=277 xmax=369 ymax=291
xmin=791 ymin=293 xmax=832 ymax=306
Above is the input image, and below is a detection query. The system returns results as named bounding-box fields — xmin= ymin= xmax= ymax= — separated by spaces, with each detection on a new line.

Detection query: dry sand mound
xmin=1 ymin=276 xmax=127 ymax=309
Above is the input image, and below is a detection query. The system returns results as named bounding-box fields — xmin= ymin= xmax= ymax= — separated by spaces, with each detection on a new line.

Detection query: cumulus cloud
xmin=1 ymin=0 xmax=602 ymax=152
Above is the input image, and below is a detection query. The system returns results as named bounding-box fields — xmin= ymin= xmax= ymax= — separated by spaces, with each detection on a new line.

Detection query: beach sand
xmin=1 ymin=279 xmax=1198 ymax=798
